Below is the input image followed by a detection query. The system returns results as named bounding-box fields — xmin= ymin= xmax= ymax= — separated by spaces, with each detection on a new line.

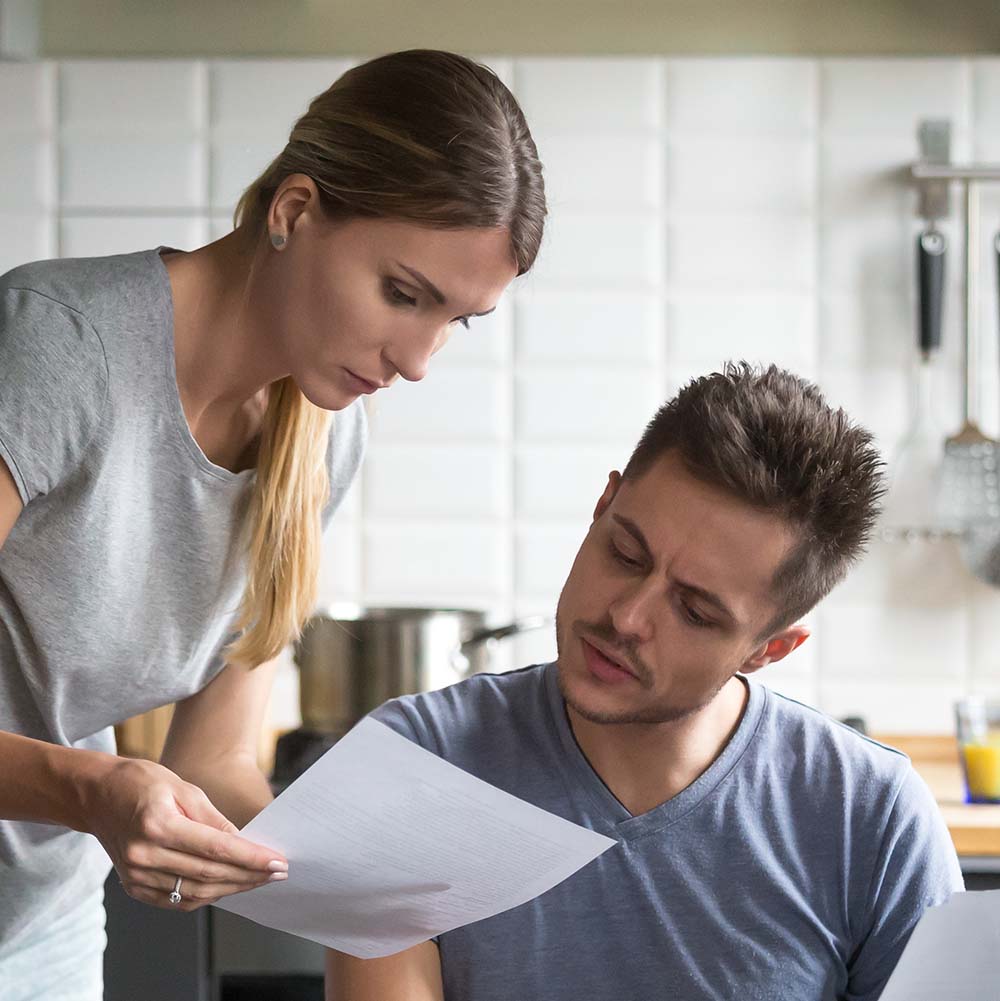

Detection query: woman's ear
xmin=267 ymin=173 xmax=321 ymax=242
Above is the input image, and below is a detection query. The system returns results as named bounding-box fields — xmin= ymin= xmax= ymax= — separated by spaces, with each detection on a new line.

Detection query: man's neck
xmin=564 ymin=676 xmax=749 ymax=817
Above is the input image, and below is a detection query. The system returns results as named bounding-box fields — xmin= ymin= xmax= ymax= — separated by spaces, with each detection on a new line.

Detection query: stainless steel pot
xmin=293 ymin=605 xmax=551 ymax=733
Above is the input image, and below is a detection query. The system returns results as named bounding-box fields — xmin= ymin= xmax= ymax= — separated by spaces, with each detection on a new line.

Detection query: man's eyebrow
xmin=395 ymin=262 xmax=497 ymax=317
xmin=611 ymin=514 xmax=739 ymax=624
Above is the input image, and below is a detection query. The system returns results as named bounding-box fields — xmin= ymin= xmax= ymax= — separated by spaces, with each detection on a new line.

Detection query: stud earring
xmin=269 ymin=232 xmax=286 ymax=249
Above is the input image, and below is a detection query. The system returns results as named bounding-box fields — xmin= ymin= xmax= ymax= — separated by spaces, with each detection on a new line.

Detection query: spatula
xmin=958 ymin=230 xmax=1000 ymax=584
xmin=937 ymin=181 xmax=1000 ymax=530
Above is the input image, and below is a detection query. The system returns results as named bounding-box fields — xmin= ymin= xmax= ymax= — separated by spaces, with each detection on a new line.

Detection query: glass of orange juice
xmin=955 ymin=697 xmax=1000 ymax=804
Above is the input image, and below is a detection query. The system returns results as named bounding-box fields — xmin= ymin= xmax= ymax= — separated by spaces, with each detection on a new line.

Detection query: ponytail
xmin=225 ymin=376 xmax=332 ymax=667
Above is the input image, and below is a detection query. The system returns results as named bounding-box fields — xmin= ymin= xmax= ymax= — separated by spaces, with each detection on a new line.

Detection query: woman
xmin=0 ymin=49 xmax=545 ymax=998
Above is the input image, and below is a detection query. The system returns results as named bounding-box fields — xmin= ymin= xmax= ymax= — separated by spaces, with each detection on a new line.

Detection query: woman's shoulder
xmin=0 ymin=257 xmax=137 ymax=503
xmin=0 ymin=249 xmax=157 ymax=321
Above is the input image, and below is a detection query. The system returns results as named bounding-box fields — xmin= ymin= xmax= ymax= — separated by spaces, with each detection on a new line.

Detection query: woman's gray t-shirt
xmin=0 ymin=249 xmax=367 ymax=951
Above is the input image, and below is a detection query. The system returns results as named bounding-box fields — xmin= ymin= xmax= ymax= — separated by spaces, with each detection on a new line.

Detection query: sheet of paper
xmin=215 ymin=717 xmax=617 ymax=958
xmin=878 ymin=889 xmax=1000 ymax=1000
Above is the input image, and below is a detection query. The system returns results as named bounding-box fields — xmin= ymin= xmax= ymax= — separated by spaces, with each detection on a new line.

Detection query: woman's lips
xmin=581 ymin=638 xmax=638 ymax=685
xmin=343 ymin=369 xmax=381 ymax=395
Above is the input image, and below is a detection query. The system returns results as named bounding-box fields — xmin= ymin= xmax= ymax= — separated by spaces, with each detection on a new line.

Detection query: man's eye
xmin=681 ymin=602 xmax=712 ymax=629
xmin=609 ymin=542 xmax=642 ymax=568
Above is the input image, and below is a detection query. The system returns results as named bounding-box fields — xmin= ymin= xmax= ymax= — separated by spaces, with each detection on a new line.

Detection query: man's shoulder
xmin=369 ymin=663 xmax=551 ymax=757
xmin=756 ymin=683 xmax=914 ymax=794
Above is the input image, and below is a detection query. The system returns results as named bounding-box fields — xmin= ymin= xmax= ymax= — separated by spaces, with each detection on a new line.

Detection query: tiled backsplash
xmin=3 ymin=56 xmax=1000 ymax=734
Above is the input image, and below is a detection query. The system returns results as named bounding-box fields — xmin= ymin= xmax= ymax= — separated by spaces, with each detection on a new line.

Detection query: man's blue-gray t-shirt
xmin=371 ymin=663 xmax=963 ymax=1001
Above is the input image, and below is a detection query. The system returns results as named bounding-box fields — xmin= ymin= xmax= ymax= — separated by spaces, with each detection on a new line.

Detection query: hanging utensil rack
xmin=881 ymin=120 xmax=1000 ymax=544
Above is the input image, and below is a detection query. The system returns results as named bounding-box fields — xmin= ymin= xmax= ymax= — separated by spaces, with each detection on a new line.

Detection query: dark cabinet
xmin=103 ymin=874 xmax=326 ymax=1001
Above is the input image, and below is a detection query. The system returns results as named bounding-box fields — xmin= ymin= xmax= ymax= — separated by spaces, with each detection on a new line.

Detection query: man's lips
xmin=580 ymin=637 xmax=639 ymax=684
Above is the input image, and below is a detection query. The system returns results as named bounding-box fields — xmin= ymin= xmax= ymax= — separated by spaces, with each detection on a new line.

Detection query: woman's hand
xmin=85 ymin=755 xmax=287 ymax=911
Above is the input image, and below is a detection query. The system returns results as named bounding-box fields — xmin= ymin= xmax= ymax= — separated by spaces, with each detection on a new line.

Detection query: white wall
xmin=3 ymin=56 xmax=999 ymax=734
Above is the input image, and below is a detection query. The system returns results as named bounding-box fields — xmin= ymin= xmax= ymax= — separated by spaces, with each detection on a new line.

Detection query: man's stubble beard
xmin=554 ymin=601 xmax=731 ymax=727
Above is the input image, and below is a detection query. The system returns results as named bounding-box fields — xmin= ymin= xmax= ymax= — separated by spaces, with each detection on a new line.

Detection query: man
xmin=326 ymin=363 xmax=963 ymax=1001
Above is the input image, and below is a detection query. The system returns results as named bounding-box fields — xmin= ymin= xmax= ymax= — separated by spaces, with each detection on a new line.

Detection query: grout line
xmin=199 ymin=59 xmax=212 ymax=225
xmin=53 ymin=59 xmax=64 ymax=257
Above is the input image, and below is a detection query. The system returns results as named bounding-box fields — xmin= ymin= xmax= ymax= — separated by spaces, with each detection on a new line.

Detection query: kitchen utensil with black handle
xmin=918 ymin=229 xmax=946 ymax=358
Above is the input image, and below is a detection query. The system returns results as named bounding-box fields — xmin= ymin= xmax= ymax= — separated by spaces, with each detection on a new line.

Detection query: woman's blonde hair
xmin=226 ymin=49 xmax=546 ymax=667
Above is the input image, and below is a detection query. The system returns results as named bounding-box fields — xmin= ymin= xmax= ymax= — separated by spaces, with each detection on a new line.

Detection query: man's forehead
xmin=610 ymin=462 xmax=796 ymax=608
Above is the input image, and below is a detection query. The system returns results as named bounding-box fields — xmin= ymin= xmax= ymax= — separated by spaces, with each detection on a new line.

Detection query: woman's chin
xmin=293 ymin=376 xmax=361 ymax=412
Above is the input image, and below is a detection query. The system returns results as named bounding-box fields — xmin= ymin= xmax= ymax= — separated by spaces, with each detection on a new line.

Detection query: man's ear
xmin=741 ymin=624 xmax=810 ymax=675
xmin=593 ymin=471 xmax=623 ymax=522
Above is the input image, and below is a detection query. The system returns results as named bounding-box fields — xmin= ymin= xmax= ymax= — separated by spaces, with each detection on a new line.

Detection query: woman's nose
xmin=385 ymin=325 xmax=447 ymax=383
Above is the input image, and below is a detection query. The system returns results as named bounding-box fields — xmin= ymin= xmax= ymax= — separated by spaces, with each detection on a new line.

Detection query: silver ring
xmin=168 ymin=876 xmax=183 ymax=906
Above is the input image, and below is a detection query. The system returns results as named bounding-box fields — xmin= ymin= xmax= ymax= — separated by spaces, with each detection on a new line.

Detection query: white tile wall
xmin=209 ymin=59 xmax=354 ymax=214
xmin=665 ymin=59 xmax=817 ymax=136
xmin=3 ymin=54 xmax=1000 ymax=735
xmin=0 ymin=62 xmax=55 ymax=273
xmin=59 ymin=215 xmax=209 ymax=257
xmin=58 ymin=61 xmax=207 ymax=133
xmin=365 ymin=444 xmax=508 ymax=519
xmin=668 ymin=138 xmax=816 ymax=214
xmin=820 ymin=60 xmax=970 ymax=137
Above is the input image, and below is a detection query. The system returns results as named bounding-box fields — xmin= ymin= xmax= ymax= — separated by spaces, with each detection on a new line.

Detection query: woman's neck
xmin=162 ymin=233 xmax=283 ymax=470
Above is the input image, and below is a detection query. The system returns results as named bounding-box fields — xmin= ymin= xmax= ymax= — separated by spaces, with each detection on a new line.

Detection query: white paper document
xmin=878 ymin=889 xmax=1000 ymax=1000
xmin=215 ymin=717 xmax=617 ymax=958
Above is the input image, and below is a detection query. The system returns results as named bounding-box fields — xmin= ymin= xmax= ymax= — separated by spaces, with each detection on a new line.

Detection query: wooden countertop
xmin=876 ymin=735 xmax=1000 ymax=857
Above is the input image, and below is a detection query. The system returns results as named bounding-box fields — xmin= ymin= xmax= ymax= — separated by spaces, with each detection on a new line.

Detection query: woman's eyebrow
xmin=396 ymin=263 xmax=446 ymax=304
xmin=394 ymin=262 xmax=497 ymax=317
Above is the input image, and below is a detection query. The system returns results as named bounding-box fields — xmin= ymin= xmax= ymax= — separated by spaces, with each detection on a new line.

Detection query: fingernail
xmin=268 ymin=872 xmax=288 ymax=882
xmin=267 ymin=860 xmax=288 ymax=873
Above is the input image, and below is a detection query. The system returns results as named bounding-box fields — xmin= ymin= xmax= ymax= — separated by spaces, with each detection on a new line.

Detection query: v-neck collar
xmin=542 ymin=662 xmax=767 ymax=843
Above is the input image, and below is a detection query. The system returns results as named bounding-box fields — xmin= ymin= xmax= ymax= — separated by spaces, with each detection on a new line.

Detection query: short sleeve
xmin=845 ymin=765 xmax=965 ymax=1000
xmin=321 ymin=397 xmax=367 ymax=531
xmin=369 ymin=696 xmax=431 ymax=749
xmin=0 ymin=286 xmax=108 ymax=505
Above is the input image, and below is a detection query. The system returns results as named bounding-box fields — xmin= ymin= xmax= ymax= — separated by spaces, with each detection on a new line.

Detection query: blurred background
xmin=4 ymin=0 xmax=1000 ymax=744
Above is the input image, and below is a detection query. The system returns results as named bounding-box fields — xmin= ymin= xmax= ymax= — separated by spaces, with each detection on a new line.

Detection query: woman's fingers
xmin=120 ymin=841 xmax=286 ymax=890
xmin=160 ymin=811 xmax=286 ymax=876
xmin=89 ymin=757 xmax=290 ymax=911
xmin=122 ymin=874 xmax=277 ymax=912
xmin=116 ymin=811 xmax=289 ymax=908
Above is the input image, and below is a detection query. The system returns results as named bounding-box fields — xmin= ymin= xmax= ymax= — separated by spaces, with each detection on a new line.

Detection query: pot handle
xmin=460 ymin=615 xmax=552 ymax=652
xmin=450 ymin=616 xmax=552 ymax=677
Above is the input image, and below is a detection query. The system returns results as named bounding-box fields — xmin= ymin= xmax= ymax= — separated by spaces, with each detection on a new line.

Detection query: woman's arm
xmin=325 ymin=942 xmax=445 ymax=1001
xmin=0 ymin=725 xmax=285 ymax=910
xmin=160 ymin=657 xmax=279 ymax=828
xmin=0 ymin=457 xmax=285 ymax=910
xmin=0 ymin=454 xmax=23 ymax=549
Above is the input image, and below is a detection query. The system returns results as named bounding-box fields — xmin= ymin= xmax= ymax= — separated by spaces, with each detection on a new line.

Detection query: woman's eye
xmin=452 ymin=316 xmax=471 ymax=329
xmin=386 ymin=281 xmax=417 ymax=307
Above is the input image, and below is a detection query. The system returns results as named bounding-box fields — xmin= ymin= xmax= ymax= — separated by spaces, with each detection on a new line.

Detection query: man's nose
xmin=608 ymin=582 xmax=656 ymax=646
